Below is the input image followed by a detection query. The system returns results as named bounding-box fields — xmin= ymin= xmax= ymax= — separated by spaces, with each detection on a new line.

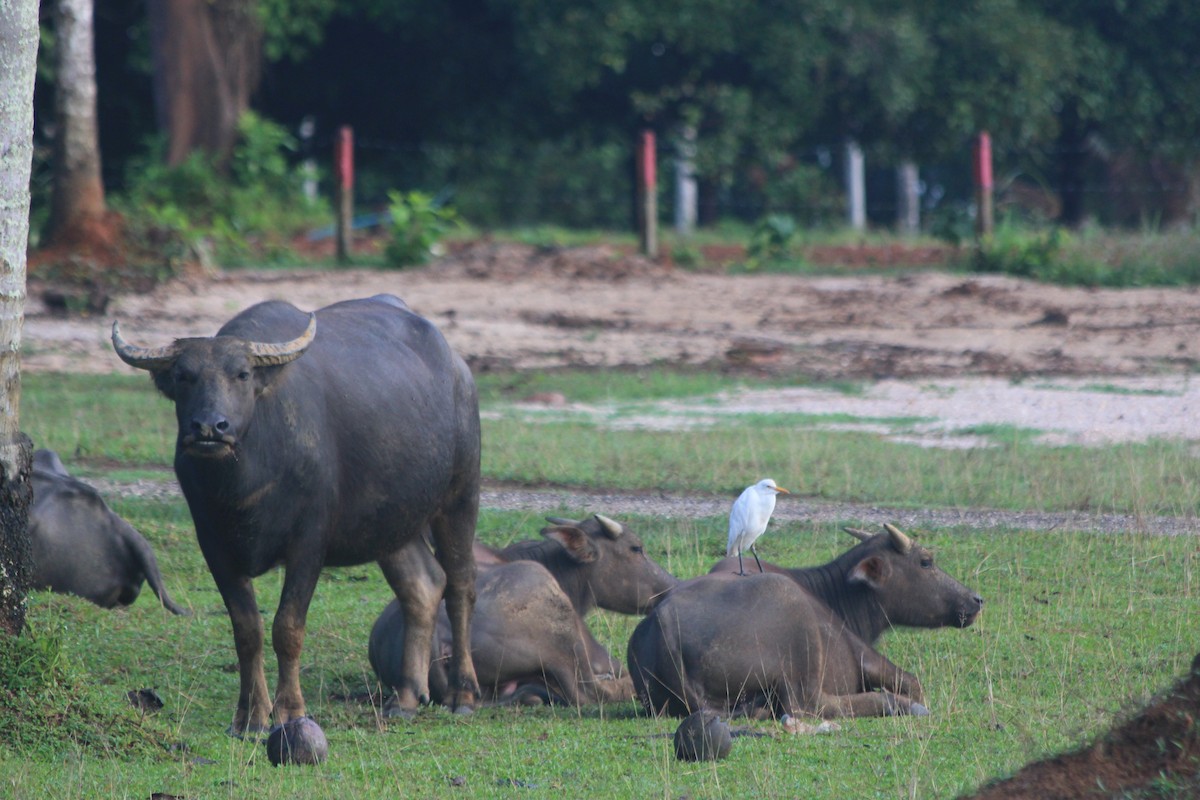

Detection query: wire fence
xmin=310 ymin=131 xmax=1198 ymax=234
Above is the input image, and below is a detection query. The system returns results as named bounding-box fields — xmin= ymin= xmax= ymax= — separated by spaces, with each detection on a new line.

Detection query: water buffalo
xmin=112 ymin=295 xmax=481 ymax=734
xmin=369 ymin=513 xmax=677 ymax=707
xmin=628 ymin=524 xmax=982 ymax=719
xmin=29 ymin=448 xmax=188 ymax=615
xmin=497 ymin=513 xmax=678 ymax=676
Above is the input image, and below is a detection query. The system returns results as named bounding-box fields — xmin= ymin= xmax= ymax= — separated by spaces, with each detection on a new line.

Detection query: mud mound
xmin=961 ymin=653 xmax=1200 ymax=799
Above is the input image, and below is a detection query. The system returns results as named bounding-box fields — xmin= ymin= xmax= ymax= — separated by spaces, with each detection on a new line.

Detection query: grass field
xmin=3 ymin=369 xmax=1198 ymax=799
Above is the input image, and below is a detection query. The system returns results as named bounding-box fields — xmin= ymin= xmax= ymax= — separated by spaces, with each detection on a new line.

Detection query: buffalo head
xmin=843 ymin=523 xmax=983 ymax=629
xmin=111 ymin=316 xmax=316 ymax=457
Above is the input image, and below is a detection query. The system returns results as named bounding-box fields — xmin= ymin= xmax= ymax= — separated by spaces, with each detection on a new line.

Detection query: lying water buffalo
xmin=628 ymin=524 xmax=982 ymax=719
xmin=113 ymin=295 xmax=481 ymax=734
xmin=29 ymin=448 xmax=188 ymax=615
xmin=369 ymin=514 xmax=677 ymax=707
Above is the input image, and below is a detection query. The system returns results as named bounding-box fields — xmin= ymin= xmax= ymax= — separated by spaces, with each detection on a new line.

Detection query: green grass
xmin=24 ymin=371 xmax=1200 ymax=516
xmin=3 ymin=501 xmax=1196 ymax=799
xmin=483 ymin=417 xmax=1200 ymax=516
xmin=8 ymin=366 xmax=1200 ymax=797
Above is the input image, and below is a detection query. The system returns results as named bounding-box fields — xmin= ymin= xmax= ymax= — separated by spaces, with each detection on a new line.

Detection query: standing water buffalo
xmin=628 ymin=524 xmax=982 ymax=719
xmin=369 ymin=513 xmax=677 ymax=707
xmin=30 ymin=448 xmax=188 ymax=614
xmin=112 ymin=295 xmax=481 ymax=734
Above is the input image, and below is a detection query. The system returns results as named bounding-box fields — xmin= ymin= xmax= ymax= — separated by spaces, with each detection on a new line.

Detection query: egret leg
xmin=751 ymin=545 xmax=764 ymax=573
xmin=736 ymin=550 xmax=746 ymax=576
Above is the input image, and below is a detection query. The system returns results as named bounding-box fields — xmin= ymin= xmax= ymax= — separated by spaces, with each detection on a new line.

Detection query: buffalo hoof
xmin=674 ymin=709 xmax=733 ymax=762
xmin=266 ymin=717 xmax=329 ymax=766
xmin=381 ymin=698 xmax=419 ymax=721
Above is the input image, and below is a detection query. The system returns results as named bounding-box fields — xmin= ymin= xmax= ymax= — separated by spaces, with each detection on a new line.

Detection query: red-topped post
xmin=638 ymin=130 xmax=658 ymax=258
xmin=335 ymin=126 xmax=354 ymax=265
xmin=974 ymin=131 xmax=994 ymax=238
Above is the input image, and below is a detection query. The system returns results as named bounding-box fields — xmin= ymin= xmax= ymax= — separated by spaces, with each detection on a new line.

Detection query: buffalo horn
xmin=842 ymin=526 xmax=873 ymax=542
xmin=594 ymin=514 xmax=623 ymax=538
xmin=884 ymin=523 xmax=913 ymax=554
xmin=545 ymin=516 xmax=576 ymax=526
xmin=247 ymin=313 xmax=317 ymax=366
xmin=111 ymin=321 xmax=182 ymax=371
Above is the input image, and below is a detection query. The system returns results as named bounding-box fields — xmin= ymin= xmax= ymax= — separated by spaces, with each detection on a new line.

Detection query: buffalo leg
xmin=270 ymin=556 xmax=324 ymax=724
xmin=219 ymin=573 xmax=272 ymax=736
xmin=430 ymin=503 xmax=480 ymax=713
xmin=378 ymin=537 xmax=445 ymax=717
xmin=857 ymin=649 xmax=925 ymax=704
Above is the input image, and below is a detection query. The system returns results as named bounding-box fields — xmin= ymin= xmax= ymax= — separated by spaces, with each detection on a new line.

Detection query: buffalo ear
xmin=541 ymin=525 xmax=600 ymax=564
xmin=151 ymin=370 xmax=177 ymax=401
xmin=847 ymin=555 xmax=891 ymax=589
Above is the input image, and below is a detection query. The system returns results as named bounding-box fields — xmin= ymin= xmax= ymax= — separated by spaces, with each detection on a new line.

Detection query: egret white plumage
xmin=726 ymin=478 xmax=790 ymax=575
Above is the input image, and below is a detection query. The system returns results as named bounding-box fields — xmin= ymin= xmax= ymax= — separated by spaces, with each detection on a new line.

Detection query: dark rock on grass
xmin=674 ymin=709 xmax=733 ymax=762
xmin=126 ymin=688 xmax=164 ymax=712
xmin=265 ymin=717 xmax=329 ymax=766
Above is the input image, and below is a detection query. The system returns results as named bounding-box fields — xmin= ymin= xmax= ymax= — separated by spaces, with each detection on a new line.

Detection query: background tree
xmin=146 ymin=0 xmax=262 ymax=166
xmin=0 ymin=0 xmax=40 ymax=637
xmin=44 ymin=0 xmax=106 ymax=245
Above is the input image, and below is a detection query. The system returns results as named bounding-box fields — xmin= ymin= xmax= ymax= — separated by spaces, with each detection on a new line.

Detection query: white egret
xmin=726 ymin=478 xmax=790 ymax=575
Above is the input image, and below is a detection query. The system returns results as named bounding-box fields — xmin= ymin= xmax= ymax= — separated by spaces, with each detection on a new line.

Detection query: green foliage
xmin=743 ymin=214 xmax=799 ymax=271
xmin=0 ymin=628 xmax=64 ymax=694
xmin=21 ymin=373 xmax=175 ymax=466
xmin=0 ymin=625 xmax=167 ymax=758
xmin=114 ymin=113 xmax=328 ymax=267
xmin=967 ymin=224 xmax=1200 ymax=288
xmin=971 ymin=226 xmax=1067 ymax=279
xmin=383 ymin=190 xmax=461 ymax=267
xmin=432 ymin=136 xmax=633 ymax=229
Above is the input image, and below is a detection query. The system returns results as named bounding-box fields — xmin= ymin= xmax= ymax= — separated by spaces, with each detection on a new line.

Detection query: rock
xmin=265 ymin=717 xmax=329 ymax=766
xmin=674 ymin=709 xmax=733 ymax=761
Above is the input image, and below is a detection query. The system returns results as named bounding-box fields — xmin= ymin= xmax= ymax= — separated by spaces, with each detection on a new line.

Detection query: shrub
xmin=114 ymin=112 xmax=329 ymax=267
xmin=743 ymin=214 xmax=798 ymax=270
xmin=383 ymin=190 xmax=462 ymax=267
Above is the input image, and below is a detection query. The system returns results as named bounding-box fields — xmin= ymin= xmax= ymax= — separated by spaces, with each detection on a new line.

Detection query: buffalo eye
xmin=631 ymin=545 xmax=644 ymax=555
xmin=237 ymin=370 xmax=251 ymax=382
xmin=920 ymin=557 xmax=933 ymax=568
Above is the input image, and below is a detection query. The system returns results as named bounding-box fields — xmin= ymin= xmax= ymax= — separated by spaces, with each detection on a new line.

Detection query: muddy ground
xmin=23 ymin=240 xmax=1200 ymax=379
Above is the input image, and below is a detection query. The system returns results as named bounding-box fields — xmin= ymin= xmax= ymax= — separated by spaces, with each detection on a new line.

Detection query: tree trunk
xmin=147 ymin=0 xmax=262 ymax=167
xmin=1056 ymin=99 xmax=1090 ymax=228
xmin=0 ymin=0 xmax=39 ymax=638
xmin=44 ymin=0 xmax=105 ymax=246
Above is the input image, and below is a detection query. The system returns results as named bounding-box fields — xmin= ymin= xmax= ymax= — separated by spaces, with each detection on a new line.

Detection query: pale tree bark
xmin=147 ymin=0 xmax=262 ymax=167
xmin=0 ymin=0 xmax=40 ymax=637
xmin=44 ymin=0 xmax=105 ymax=245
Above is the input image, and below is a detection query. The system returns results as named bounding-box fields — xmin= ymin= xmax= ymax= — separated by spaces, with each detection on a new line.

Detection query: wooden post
xmin=638 ymin=130 xmax=658 ymax=258
xmin=974 ymin=131 xmax=994 ymax=238
xmin=673 ymin=125 xmax=697 ymax=237
xmin=845 ymin=140 xmax=866 ymax=232
xmin=334 ymin=126 xmax=354 ymax=265
xmin=896 ymin=160 xmax=920 ymax=236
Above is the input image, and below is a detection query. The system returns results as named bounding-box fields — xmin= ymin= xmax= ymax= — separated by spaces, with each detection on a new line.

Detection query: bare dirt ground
xmin=24 ymin=240 xmax=1200 ymax=379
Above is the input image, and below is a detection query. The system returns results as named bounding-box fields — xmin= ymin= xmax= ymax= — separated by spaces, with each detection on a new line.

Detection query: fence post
xmin=638 ymin=130 xmax=658 ymax=258
xmin=974 ymin=131 xmax=994 ymax=238
xmin=673 ymin=125 xmax=697 ymax=237
xmin=896 ymin=160 xmax=920 ymax=235
xmin=334 ymin=125 xmax=354 ymax=265
xmin=845 ymin=140 xmax=866 ymax=232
